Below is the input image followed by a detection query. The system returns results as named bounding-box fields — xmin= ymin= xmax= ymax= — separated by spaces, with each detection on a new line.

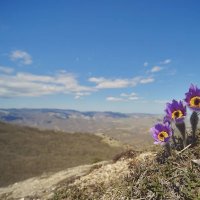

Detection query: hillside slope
xmin=0 ymin=122 xmax=124 ymax=187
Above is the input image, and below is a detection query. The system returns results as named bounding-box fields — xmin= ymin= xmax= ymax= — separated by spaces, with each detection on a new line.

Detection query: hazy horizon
xmin=0 ymin=107 xmax=161 ymax=115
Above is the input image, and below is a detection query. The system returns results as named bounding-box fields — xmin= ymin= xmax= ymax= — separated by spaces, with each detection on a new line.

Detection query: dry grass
xmin=126 ymin=146 xmax=200 ymax=199
xmin=0 ymin=122 xmax=123 ymax=187
xmin=112 ymin=149 xmax=139 ymax=163
xmin=52 ymin=132 xmax=200 ymax=200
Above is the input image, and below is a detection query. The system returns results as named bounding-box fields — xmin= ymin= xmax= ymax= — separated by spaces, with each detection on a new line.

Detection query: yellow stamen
xmin=190 ymin=96 xmax=200 ymax=108
xmin=158 ymin=131 xmax=169 ymax=142
xmin=172 ymin=110 xmax=183 ymax=120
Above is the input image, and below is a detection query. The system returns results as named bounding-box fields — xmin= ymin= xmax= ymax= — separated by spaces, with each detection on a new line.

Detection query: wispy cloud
xmin=121 ymin=92 xmax=139 ymax=100
xmin=150 ymin=66 xmax=163 ymax=73
xmin=0 ymin=66 xmax=14 ymax=74
xmin=107 ymin=92 xmax=139 ymax=102
xmin=10 ymin=50 xmax=32 ymax=65
xmin=140 ymin=77 xmax=154 ymax=84
xmin=160 ymin=59 xmax=171 ymax=65
xmin=0 ymin=71 xmax=95 ymax=98
xmin=74 ymin=92 xmax=91 ymax=99
xmin=128 ymin=96 xmax=139 ymax=100
xmin=144 ymin=62 xmax=148 ymax=67
xmin=89 ymin=77 xmax=132 ymax=89
xmin=106 ymin=96 xmax=125 ymax=102
xmin=89 ymin=76 xmax=153 ymax=89
xmin=120 ymin=92 xmax=137 ymax=97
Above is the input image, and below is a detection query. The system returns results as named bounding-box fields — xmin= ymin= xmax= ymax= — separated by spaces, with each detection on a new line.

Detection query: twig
xmin=176 ymin=144 xmax=191 ymax=155
xmin=168 ymin=174 xmax=181 ymax=181
xmin=149 ymin=194 xmax=155 ymax=200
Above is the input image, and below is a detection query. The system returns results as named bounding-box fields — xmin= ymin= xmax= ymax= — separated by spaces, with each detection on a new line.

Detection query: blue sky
xmin=0 ymin=0 xmax=200 ymax=113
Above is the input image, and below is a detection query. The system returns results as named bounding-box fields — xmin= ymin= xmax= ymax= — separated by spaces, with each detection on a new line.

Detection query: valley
xmin=0 ymin=109 xmax=160 ymax=148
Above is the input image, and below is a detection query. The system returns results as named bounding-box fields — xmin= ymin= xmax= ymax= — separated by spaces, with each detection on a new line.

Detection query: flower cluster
xmin=150 ymin=84 xmax=200 ymax=154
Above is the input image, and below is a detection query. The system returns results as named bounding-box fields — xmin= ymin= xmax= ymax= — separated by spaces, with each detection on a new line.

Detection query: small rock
xmin=192 ymin=159 xmax=200 ymax=166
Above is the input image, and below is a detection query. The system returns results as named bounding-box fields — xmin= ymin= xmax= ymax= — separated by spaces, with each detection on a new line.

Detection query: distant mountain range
xmin=0 ymin=108 xmax=155 ymax=121
xmin=0 ymin=108 xmax=161 ymax=147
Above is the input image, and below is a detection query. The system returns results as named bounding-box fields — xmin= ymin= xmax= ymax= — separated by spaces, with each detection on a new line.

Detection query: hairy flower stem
xmin=190 ymin=111 xmax=199 ymax=143
xmin=172 ymin=134 xmax=177 ymax=148
xmin=170 ymin=127 xmax=177 ymax=148
xmin=176 ymin=122 xmax=186 ymax=147
xmin=165 ymin=142 xmax=171 ymax=156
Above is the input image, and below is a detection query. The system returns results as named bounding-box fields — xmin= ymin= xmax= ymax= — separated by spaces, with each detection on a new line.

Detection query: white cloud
xmin=151 ymin=66 xmax=162 ymax=73
xmin=0 ymin=66 xmax=14 ymax=74
xmin=89 ymin=77 xmax=130 ymax=88
xmin=120 ymin=92 xmax=137 ymax=97
xmin=144 ymin=62 xmax=148 ymax=67
xmin=0 ymin=67 xmax=155 ymax=99
xmin=0 ymin=71 xmax=95 ymax=98
xmin=130 ymin=92 xmax=137 ymax=96
xmin=74 ymin=92 xmax=91 ymax=99
xmin=107 ymin=92 xmax=139 ymax=102
xmin=10 ymin=50 xmax=32 ymax=65
xmin=120 ymin=93 xmax=128 ymax=97
xmin=97 ymin=79 xmax=130 ymax=89
xmin=160 ymin=59 xmax=171 ymax=65
xmin=106 ymin=97 xmax=125 ymax=102
xmin=89 ymin=76 xmax=147 ymax=89
xmin=128 ymin=96 xmax=139 ymax=100
xmin=89 ymin=77 xmax=107 ymax=84
xmin=140 ymin=78 xmax=154 ymax=84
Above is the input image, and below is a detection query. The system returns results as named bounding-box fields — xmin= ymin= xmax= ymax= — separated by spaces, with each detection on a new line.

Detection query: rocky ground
xmin=0 ymin=150 xmax=153 ymax=200
xmin=0 ymin=161 xmax=109 ymax=200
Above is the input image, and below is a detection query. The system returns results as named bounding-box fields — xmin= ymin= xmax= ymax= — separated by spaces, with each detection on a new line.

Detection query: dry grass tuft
xmin=112 ymin=149 xmax=139 ymax=163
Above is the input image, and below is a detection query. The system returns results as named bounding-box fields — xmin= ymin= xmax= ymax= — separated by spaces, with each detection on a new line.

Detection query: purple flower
xmin=150 ymin=123 xmax=173 ymax=145
xmin=163 ymin=115 xmax=171 ymax=125
xmin=165 ymin=100 xmax=186 ymax=123
xmin=185 ymin=84 xmax=200 ymax=111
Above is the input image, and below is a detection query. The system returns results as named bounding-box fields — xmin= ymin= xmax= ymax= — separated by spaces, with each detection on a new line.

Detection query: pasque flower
xmin=150 ymin=123 xmax=173 ymax=145
xmin=185 ymin=84 xmax=200 ymax=111
xmin=165 ymin=100 xmax=186 ymax=123
xmin=163 ymin=115 xmax=171 ymax=125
